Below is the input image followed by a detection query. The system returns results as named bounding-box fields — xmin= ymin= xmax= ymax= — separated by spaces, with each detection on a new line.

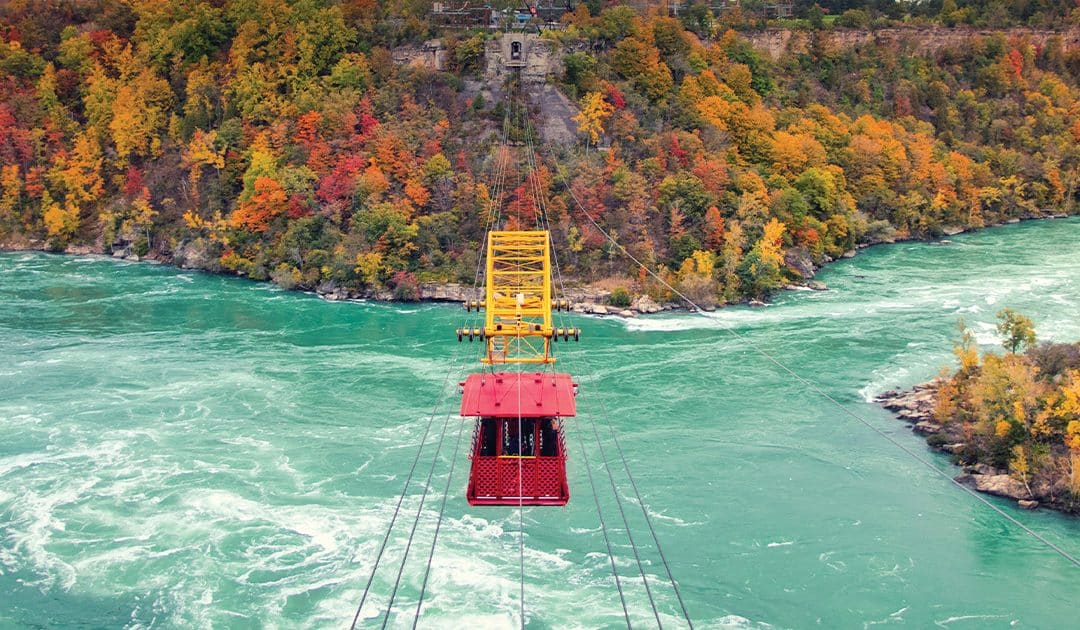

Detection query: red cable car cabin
xmin=461 ymin=371 xmax=575 ymax=506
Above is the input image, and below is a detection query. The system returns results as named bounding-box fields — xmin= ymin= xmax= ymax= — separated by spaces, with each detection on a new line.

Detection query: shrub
xmin=270 ymin=263 xmax=301 ymax=290
xmin=608 ymin=286 xmax=632 ymax=307
xmin=390 ymin=270 xmax=420 ymax=301
xmin=132 ymin=236 xmax=149 ymax=257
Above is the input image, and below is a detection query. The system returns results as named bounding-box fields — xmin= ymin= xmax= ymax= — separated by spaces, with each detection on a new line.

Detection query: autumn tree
xmin=738 ymin=218 xmax=786 ymax=298
xmin=109 ymin=69 xmax=173 ymax=165
xmin=997 ymin=308 xmax=1036 ymax=354
xmin=231 ymin=177 xmax=287 ymax=233
xmin=703 ymin=206 xmax=725 ymax=251
xmin=574 ymin=91 xmax=616 ymax=146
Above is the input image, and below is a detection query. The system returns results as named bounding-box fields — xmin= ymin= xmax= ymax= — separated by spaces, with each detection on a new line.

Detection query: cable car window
xmin=511 ymin=41 xmax=522 ymax=60
xmin=539 ymin=418 xmax=558 ymax=456
xmin=502 ymin=418 xmax=535 ymax=456
xmin=478 ymin=418 xmax=497 ymax=456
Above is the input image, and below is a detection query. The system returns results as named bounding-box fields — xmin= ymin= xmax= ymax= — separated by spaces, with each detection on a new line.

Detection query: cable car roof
xmin=460 ymin=372 xmax=576 ymax=418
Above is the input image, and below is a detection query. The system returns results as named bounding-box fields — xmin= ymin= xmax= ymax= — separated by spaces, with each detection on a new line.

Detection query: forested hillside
xmin=1 ymin=1 xmax=1079 ymax=304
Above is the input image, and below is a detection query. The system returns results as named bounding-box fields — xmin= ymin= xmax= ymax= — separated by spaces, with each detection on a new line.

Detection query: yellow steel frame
xmin=483 ymin=230 xmax=553 ymax=364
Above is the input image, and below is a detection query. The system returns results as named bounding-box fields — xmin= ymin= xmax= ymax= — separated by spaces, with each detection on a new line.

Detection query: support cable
xmin=553 ymin=150 xmax=1080 ymax=571
xmin=573 ymin=410 xmax=634 ymax=628
xmin=348 ymin=341 xmax=475 ymax=629
xmin=510 ymin=91 xmax=633 ymax=625
xmin=528 ymin=138 xmax=694 ymax=624
xmin=363 ymin=89 xmax=515 ymax=629
xmin=380 ymin=358 xmax=470 ymax=628
xmin=520 ymin=120 xmax=671 ymax=627
xmin=517 ymin=361 xmax=526 ymax=629
xmin=411 ymin=416 xmax=467 ymax=628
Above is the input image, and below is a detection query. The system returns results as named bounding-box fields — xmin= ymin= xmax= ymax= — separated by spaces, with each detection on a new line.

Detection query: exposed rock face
xmin=784 ymin=247 xmax=816 ymax=279
xmin=742 ymin=26 xmax=1080 ymax=62
xmin=174 ymin=239 xmax=215 ymax=270
xmin=529 ymin=83 xmax=578 ymax=145
xmin=878 ymin=379 xmax=942 ymax=421
xmin=957 ymin=473 xmax=1032 ymax=501
xmin=418 ymin=283 xmax=478 ymax=302
xmin=390 ymin=39 xmax=446 ymax=70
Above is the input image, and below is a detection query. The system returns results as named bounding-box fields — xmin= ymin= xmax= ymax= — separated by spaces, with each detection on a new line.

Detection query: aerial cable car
xmin=456 ymin=231 xmax=580 ymax=506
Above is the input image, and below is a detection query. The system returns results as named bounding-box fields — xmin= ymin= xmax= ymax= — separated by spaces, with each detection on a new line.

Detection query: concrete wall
xmin=391 ymin=40 xmax=447 ymax=70
xmin=485 ymin=33 xmax=561 ymax=84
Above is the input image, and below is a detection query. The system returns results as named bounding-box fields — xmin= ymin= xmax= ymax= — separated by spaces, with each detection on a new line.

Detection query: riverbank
xmin=877 ymin=377 xmax=1079 ymax=515
xmin=2 ymin=213 xmax=1075 ymax=317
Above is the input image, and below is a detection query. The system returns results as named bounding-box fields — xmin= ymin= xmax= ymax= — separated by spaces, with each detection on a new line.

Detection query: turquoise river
xmin=2 ymin=218 xmax=1079 ymax=629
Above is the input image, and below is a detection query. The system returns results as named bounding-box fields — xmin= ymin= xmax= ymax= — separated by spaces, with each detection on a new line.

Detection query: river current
xmin=1 ymin=218 xmax=1078 ymax=629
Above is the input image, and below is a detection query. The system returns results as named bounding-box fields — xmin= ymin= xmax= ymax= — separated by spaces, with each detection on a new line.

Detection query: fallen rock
xmin=875 ymin=389 xmax=900 ymax=401
xmin=841 ymin=249 xmax=856 ymax=259
xmin=571 ymin=303 xmax=587 ymax=313
xmin=912 ymin=421 xmax=940 ymax=434
xmin=630 ymin=295 xmax=662 ymax=314
xmin=1018 ymin=500 xmax=1039 ymax=510
xmin=968 ymin=474 xmax=1030 ymax=500
xmin=808 ymin=281 xmax=827 ymax=291
xmin=966 ymin=463 xmax=1000 ymax=476
xmin=941 ymin=443 xmax=966 ymax=454
xmin=748 ymin=299 xmax=767 ymax=308
xmin=896 ymin=409 xmax=926 ymax=421
xmin=618 ymin=309 xmax=635 ymax=318
xmin=1006 ymin=218 xmax=1021 ymax=224
xmin=589 ymin=304 xmax=609 ymax=315
xmin=942 ymin=226 xmax=966 ymax=236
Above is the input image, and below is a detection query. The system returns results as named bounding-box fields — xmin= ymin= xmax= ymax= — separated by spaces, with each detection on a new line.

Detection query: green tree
xmin=996 ymin=308 xmax=1036 ymax=354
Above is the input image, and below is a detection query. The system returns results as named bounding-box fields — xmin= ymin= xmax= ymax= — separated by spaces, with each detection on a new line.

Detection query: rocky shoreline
xmin=876 ymin=381 xmax=1051 ymax=513
xmin=320 ymin=279 xmax=676 ymax=317
xmin=3 ymin=213 xmax=1074 ymax=317
xmin=2 ymin=235 xmax=829 ymax=317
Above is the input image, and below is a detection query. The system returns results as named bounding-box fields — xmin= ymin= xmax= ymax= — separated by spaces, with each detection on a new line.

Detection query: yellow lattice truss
xmin=483 ymin=231 xmax=553 ymax=364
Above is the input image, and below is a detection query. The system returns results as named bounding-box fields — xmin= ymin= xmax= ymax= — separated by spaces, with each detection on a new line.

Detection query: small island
xmin=878 ymin=309 xmax=1080 ymax=514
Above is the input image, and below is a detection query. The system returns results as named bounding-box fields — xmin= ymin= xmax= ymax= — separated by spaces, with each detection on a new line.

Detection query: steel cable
xmin=521 ymin=120 xmax=675 ymax=627
xmin=553 ymin=150 xmax=1080 ymax=571
xmin=367 ymin=88 xmax=515 ymax=628
xmin=348 ymin=340 xmax=475 ymax=629
xmin=380 ymin=361 xmax=470 ymax=628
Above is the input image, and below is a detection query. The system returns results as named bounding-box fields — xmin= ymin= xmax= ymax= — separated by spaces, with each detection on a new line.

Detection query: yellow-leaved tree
xmin=42 ymin=190 xmax=79 ymax=242
xmin=183 ymin=129 xmax=226 ymax=205
xmin=574 ymin=91 xmax=615 ymax=146
xmin=756 ymin=217 xmax=786 ymax=269
xmin=109 ymin=69 xmax=173 ymax=165
xmin=1067 ymin=420 xmax=1080 ymax=497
